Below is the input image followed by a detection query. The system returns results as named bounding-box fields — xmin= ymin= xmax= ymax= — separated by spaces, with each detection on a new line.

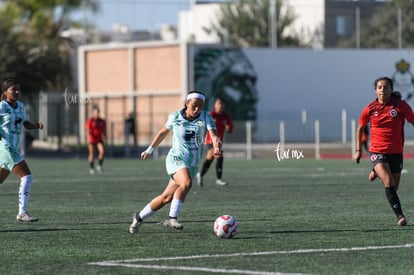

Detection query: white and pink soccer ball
xmin=214 ymin=215 xmax=238 ymax=239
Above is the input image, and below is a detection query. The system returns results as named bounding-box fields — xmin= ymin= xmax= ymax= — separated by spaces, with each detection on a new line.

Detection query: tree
xmin=0 ymin=0 xmax=99 ymax=94
xmin=203 ymin=0 xmax=306 ymax=47
xmin=339 ymin=0 xmax=414 ymax=48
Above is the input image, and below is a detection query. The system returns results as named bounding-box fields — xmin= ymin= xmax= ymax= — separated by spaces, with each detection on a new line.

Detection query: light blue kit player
xmin=129 ymin=91 xmax=222 ymax=234
xmin=0 ymin=79 xmax=44 ymax=222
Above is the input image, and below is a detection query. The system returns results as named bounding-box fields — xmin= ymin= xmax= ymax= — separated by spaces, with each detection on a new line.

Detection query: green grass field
xmin=1 ymin=157 xmax=414 ymax=274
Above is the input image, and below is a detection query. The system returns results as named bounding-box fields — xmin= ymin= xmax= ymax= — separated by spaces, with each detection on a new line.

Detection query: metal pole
xmin=315 ymin=120 xmax=320 ymax=160
xmin=355 ymin=7 xmax=360 ymax=49
xmin=246 ymin=121 xmax=252 ymax=160
xmin=341 ymin=109 xmax=347 ymax=144
xmin=269 ymin=0 xmax=277 ymax=48
xmin=351 ymin=119 xmax=356 ymax=159
xmin=397 ymin=7 xmax=402 ymax=49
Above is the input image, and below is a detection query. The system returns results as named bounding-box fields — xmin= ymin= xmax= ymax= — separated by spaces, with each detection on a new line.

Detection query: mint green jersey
xmin=165 ymin=109 xmax=216 ymax=168
xmin=0 ymin=100 xmax=27 ymax=151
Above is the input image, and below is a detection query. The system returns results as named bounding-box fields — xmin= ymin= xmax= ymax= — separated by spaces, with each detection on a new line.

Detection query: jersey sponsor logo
xmin=390 ymin=109 xmax=398 ymax=118
xmin=184 ymin=130 xmax=196 ymax=141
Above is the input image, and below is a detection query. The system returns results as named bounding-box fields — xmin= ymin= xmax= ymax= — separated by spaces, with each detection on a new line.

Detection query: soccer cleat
xmin=129 ymin=213 xmax=141 ymax=234
xmin=397 ymin=216 xmax=407 ymax=226
xmin=161 ymin=218 xmax=184 ymax=230
xmin=16 ymin=213 xmax=39 ymax=222
xmin=216 ymin=179 xmax=228 ymax=186
xmin=368 ymin=171 xmax=377 ymax=182
xmin=196 ymin=172 xmax=203 ymax=187
xmin=96 ymin=165 xmax=103 ymax=174
xmin=89 ymin=168 xmax=95 ymax=175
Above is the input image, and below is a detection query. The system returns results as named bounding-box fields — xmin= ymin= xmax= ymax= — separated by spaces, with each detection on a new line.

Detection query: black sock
xmin=89 ymin=161 xmax=94 ymax=169
xmin=385 ymin=186 xmax=404 ymax=218
xmin=99 ymin=158 xmax=104 ymax=166
xmin=200 ymin=159 xmax=213 ymax=177
xmin=216 ymin=157 xmax=223 ymax=179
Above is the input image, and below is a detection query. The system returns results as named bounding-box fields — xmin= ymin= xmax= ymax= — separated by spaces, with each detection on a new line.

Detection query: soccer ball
xmin=214 ymin=215 xmax=238 ymax=239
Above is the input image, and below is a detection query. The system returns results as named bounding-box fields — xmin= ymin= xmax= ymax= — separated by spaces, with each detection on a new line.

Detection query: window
xmin=336 ymin=15 xmax=352 ymax=36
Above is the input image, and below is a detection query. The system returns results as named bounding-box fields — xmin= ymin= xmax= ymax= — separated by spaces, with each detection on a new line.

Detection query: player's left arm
xmin=23 ymin=121 xmax=44 ymax=130
xmin=208 ymin=129 xmax=222 ymax=156
xmin=225 ymin=114 xmax=234 ymax=133
xmin=402 ymin=101 xmax=414 ymax=126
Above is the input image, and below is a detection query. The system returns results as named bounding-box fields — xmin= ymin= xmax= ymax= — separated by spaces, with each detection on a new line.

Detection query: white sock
xmin=19 ymin=174 xmax=33 ymax=215
xmin=138 ymin=203 xmax=155 ymax=221
xmin=169 ymin=199 xmax=183 ymax=219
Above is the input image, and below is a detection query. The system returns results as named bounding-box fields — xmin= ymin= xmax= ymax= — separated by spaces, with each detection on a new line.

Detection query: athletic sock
xmin=169 ymin=199 xmax=183 ymax=219
xmin=385 ymin=186 xmax=404 ymax=218
xmin=99 ymin=158 xmax=104 ymax=166
xmin=200 ymin=159 xmax=213 ymax=177
xmin=18 ymin=174 xmax=33 ymax=215
xmin=89 ymin=161 xmax=94 ymax=169
xmin=138 ymin=203 xmax=155 ymax=221
xmin=216 ymin=156 xmax=223 ymax=179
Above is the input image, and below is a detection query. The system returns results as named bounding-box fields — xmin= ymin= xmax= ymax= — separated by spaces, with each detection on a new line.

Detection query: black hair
xmin=183 ymin=90 xmax=206 ymax=110
xmin=2 ymin=78 xmax=19 ymax=92
xmin=392 ymin=91 xmax=402 ymax=99
xmin=215 ymin=97 xmax=226 ymax=105
xmin=374 ymin=76 xmax=393 ymax=90
xmin=1 ymin=78 xmax=19 ymax=101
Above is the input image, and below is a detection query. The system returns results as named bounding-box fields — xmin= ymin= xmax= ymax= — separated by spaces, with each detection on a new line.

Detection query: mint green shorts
xmin=165 ymin=154 xmax=198 ymax=179
xmin=0 ymin=142 xmax=24 ymax=171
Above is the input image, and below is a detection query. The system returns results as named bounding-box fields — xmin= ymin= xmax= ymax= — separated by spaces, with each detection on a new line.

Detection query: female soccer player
xmin=85 ymin=106 xmax=106 ymax=174
xmin=355 ymin=77 xmax=414 ymax=226
xmin=0 ymin=78 xmax=44 ymax=222
xmin=197 ymin=97 xmax=233 ymax=186
xmin=129 ymin=91 xmax=222 ymax=234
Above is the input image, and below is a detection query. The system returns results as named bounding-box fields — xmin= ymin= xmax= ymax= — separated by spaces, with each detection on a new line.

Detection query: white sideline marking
xmin=91 ymin=262 xmax=307 ymax=275
xmin=89 ymin=243 xmax=414 ymax=274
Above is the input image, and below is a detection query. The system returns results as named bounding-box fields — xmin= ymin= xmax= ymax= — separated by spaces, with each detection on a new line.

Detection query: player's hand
xmin=141 ymin=151 xmax=150 ymax=160
xmin=37 ymin=122 xmax=44 ymax=129
xmin=354 ymin=151 xmax=361 ymax=164
xmin=140 ymin=146 xmax=154 ymax=160
xmin=214 ymin=147 xmax=222 ymax=156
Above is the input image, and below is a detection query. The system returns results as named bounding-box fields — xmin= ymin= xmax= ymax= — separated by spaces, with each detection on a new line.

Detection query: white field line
xmin=88 ymin=243 xmax=414 ymax=274
xmin=91 ymin=262 xmax=309 ymax=275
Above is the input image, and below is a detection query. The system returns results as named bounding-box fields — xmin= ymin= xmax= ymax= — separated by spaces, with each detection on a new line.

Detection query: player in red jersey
xmin=355 ymin=77 xmax=414 ymax=226
xmin=197 ymin=98 xmax=234 ymax=186
xmin=85 ymin=106 xmax=106 ymax=174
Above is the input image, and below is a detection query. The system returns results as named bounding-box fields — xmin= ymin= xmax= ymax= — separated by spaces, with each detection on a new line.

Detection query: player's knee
xmin=162 ymin=194 xmax=173 ymax=204
xmin=182 ymin=179 xmax=192 ymax=190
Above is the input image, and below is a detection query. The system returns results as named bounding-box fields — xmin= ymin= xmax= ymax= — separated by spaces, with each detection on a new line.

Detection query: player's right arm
xmin=355 ymin=107 xmax=369 ymax=164
xmin=141 ymin=126 xmax=170 ymax=160
xmin=354 ymin=124 xmax=365 ymax=164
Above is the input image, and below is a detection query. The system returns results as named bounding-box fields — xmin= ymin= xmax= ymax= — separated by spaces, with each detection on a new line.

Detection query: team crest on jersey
xmin=389 ymin=109 xmax=398 ymax=117
xmin=373 ymin=111 xmax=379 ymax=117
xmin=196 ymin=121 xmax=204 ymax=127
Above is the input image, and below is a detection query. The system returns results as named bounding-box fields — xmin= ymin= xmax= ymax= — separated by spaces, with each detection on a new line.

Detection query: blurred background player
xmin=129 ymin=91 xmax=222 ymax=234
xmin=355 ymin=77 xmax=414 ymax=226
xmin=0 ymin=78 xmax=44 ymax=222
xmin=197 ymin=97 xmax=233 ymax=186
xmin=85 ymin=105 xmax=106 ymax=174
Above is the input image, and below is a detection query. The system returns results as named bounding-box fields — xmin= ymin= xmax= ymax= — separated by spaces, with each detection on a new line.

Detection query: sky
xmin=71 ymin=0 xmax=194 ymax=32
